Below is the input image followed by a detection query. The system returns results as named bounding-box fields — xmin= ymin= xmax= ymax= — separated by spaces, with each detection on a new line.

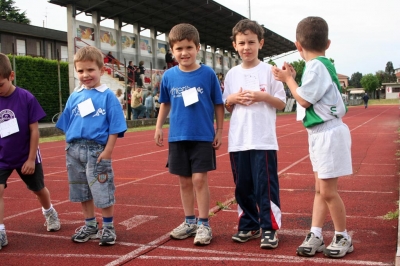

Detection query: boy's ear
xmin=295 ymin=41 xmax=303 ymax=52
xmin=232 ymin=41 xmax=237 ymax=51
xmin=259 ymin=39 xmax=264 ymax=49
xmin=9 ymin=71 xmax=15 ymax=81
xmin=326 ymin=39 xmax=331 ymax=50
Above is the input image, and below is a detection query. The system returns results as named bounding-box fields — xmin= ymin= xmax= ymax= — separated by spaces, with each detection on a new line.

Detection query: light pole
xmin=248 ymin=0 xmax=251 ymax=19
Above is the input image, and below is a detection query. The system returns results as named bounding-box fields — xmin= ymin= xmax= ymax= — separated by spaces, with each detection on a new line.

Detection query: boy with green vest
xmin=273 ymin=16 xmax=353 ymax=258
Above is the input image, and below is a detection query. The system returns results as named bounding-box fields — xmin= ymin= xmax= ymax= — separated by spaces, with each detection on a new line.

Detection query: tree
xmin=360 ymin=74 xmax=379 ymax=93
xmin=349 ymin=72 xmax=362 ymax=88
xmin=384 ymin=61 xmax=396 ymax=82
xmin=290 ymin=59 xmax=305 ymax=84
xmin=385 ymin=61 xmax=394 ymax=75
xmin=267 ymin=59 xmax=276 ymax=66
xmin=0 ymin=0 xmax=30 ymax=24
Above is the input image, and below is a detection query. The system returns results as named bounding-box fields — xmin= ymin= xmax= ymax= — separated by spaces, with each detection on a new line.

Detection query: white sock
xmin=42 ymin=204 xmax=54 ymax=214
xmin=0 ymin=224 xmax=5 ymax=231
xmin=335 ymin=230 xmax=349 ymax=239
xmin=310 ymin=226 xmax=322 ymax=239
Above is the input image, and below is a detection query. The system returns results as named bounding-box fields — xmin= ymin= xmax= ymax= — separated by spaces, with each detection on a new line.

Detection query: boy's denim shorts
xmin=66 ymin=139 xmax=115 ymax=208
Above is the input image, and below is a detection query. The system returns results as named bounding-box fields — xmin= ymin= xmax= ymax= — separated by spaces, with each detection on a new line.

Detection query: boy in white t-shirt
xmin=273 ymin=16 xmax=353 ymax=258
xmin=222 ymin=19 xmax=286 ymax=249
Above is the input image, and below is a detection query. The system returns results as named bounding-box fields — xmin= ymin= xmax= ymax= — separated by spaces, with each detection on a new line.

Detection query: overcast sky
xmin=13 ymin=0 xmax=400 ymax=77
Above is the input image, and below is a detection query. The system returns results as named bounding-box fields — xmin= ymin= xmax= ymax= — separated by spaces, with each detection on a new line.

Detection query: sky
xmin=13 ymin=0 xmax=400 ymax=77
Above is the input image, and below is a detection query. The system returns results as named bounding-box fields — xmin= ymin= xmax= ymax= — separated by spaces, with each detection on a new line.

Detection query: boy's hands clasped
xmin=272 ymin=62 xmax=296 ymax=83
xmin=227 ymin=87 xmax=264 ymax=106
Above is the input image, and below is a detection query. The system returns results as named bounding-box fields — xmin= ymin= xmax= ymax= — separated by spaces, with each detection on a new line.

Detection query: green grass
xmin=369 ymin=99 xmax=399 ymax=105
xmin=383 ymin=209 xmax=399 ymax=220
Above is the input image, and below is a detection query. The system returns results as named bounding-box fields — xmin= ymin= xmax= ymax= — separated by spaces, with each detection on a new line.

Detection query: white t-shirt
xmin=297 ymin=58 xmax=346 ymax=126
xmin=223 ymin=62 xmax=286 ymax=152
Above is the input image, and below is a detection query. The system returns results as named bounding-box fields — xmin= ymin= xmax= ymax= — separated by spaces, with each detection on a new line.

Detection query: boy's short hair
xmin=296 ymin=16 xmax=329 ymax=52
xmin=231 ymin=19 xmax=264 ymax=42
xmin=0 ymin=53 xmax=12 ymax=79
xmin=168 ymin=23 xmax=200 ymax=48
xmin=74 ymin=46 xmax=104 ymax=69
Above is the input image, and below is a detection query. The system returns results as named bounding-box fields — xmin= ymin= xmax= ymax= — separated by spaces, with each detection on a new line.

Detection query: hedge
xmin=9 ymin=55 xmax=70 ymax=123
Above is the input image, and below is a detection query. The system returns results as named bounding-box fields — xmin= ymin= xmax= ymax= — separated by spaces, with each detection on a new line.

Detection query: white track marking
xmin=119 ymin=215 xmax=158 ymax=230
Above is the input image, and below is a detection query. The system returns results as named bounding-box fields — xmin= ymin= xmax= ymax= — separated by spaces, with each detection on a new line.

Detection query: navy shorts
xmin=168 ymin=141 xmax=216 ymax=177
xmin=0 ymin=163 xmax=45 ymax=191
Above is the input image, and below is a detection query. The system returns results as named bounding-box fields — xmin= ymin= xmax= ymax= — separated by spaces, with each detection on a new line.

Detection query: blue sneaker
xmin=170 ymin=222 xmax=198 ymax=240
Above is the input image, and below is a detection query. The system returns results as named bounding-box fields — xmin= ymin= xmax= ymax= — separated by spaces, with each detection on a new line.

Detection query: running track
xmin=2 ymin=105 xmax=399 ymax=265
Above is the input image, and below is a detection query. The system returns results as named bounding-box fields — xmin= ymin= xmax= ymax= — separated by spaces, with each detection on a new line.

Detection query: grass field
xmin=369 ymin=98 xmax=399 ymax=105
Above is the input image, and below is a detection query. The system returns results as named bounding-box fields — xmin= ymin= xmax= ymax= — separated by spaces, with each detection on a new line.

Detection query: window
xmin=47 ymin=43 xmax=52 ymax=59
xmin=17 ymin=39 xmax=26 ymax=55
xmin=36 ymin=42 xmax=41 ymax=56
xmin=60 ymin=46 xmax=68 ymax=61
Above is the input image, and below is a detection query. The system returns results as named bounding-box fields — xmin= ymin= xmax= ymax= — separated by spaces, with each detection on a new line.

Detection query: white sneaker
xmin=0 ymin=230 xmax=8 ymax=250
xmin=44 ymin=208 xmax=61 ymax=232
xmin=324 ymin=234 xmax=354 ymax=258
xmin=297 ymin=232 xmax=325 ymax=257
xmin=194 ymin=224 xmax=212 ymax=245
xmin=170 ymin=222 xmax=198 ymax=240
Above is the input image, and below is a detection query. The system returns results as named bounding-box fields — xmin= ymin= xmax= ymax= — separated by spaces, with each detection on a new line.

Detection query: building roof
xmin=48 ymin=0 xmax=296 ymax=59
xmin=337 ymin=73 xmax=349 ymax=79
xmin=0 ymin=20 xmax=67 ymax=41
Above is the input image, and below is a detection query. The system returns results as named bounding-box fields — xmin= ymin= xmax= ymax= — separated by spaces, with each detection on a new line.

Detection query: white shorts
xmin=307 ymin=119 xmax=352 ymax=179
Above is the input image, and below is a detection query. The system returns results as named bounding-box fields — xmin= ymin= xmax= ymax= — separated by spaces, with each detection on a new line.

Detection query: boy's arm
xmin=21 ymin=122 xmax=40 ymax=175
xmin=154 ymin=102 xmax=171 ymax=147
xmin=98 ymin=134 xmax=118 ymax=162
xmin=273 ymin=63 xmax=311 ymax=108
xmin=213 ymin=104 xmax=224 ymax=149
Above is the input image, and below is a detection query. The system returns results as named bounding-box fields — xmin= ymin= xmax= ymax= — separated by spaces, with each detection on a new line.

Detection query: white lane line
xmin=1 ymin=253 xmax=121 ymax=259
xmin=137 ymin=255 xmax=391 ymax=265
xmin=105 ymin=233 xmax=171 ymax=266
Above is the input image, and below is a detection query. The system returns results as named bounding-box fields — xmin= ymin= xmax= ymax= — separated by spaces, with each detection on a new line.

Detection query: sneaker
xmin=232 ymin=229 xmax=261 ymax=243
xmin=98 ymin=227 xmax=116 ymax=246
xmin=194 ymin=224 xmax=212 ymax=245
xmin=0 ymin=231 xmax=8 ymax=250
xmin=44 ymin=208 xmax=61 ymax=232
xmin=260 ymin=230 xmax=278 ymax=249
xmin=296 ymin=232 xmax=325 ymax=257
xmin=71 ymin=223 xmax=98 ymax=243
xmin=170 ymin=222 xmax=198 ymax=240
xmin=324 ymin=234 xmax=354 ymax=258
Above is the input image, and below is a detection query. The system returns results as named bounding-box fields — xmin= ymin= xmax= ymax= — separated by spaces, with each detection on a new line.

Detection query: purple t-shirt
xmin=0 ymin=87 xmax=46 ymax=169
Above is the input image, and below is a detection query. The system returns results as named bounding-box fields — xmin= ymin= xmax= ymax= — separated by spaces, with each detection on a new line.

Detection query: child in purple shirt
xmin=0 ymin=53 xmax=61 ymax=251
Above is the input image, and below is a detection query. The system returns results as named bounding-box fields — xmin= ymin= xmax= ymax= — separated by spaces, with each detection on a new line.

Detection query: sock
xmin=185 ymin=215 xmax=196 ymax=224
xmin=85 ymin=217 xmax=97 ymax=227
xmin=103 ymin=217 xmax=114 ymax=228
xmin=197 ymin=218 xmax=209 ymax=227
xmin=310 ymin=226 xmax=322 ymax=239
xmin=42 ymin=204 xmax=54 ymax=214
xmin=0 ymin=224 xmax=5 ymax=231
xmin=335 ymin=230 xmax=349 ymax=239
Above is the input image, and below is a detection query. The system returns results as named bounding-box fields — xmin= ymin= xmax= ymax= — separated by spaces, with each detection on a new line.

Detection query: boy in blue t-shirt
xmin=154 ymin=23 xmax=224 ymax=246
xmin=273 ymin=16 xmax=353 ymax=258
xmin=56 ymin=46 xmax=127 ymax=246
xmin=0 ymin=53 xmax=61 ymax=250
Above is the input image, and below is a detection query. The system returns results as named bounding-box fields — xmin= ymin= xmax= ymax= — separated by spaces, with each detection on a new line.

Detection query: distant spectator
xmin=362 ymin=93 xmax=369 ymax=109
xmin=106 ymin=51 xmax=121 ymax=70
xmin=165 ymin=49 xmax=174 ymax=69
xmin=127 ymin=61 xmax=136 ymax=87
xmin=115 ymin=88 xmax=124 ymax=110
xmin=136 ymin=61 xmax=146 ymax=88
xmin=125 ymin=86 xmax=133 ymax=120
xmin=154 ymin=91 xmax=161 ymax=118
xmin=152 ymin=70 xmax=162 ymax=91
xmin=131 ymin=86 xmax=146 ymax=119
xmin=144 ymin=92 xmax=154 ymax=118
